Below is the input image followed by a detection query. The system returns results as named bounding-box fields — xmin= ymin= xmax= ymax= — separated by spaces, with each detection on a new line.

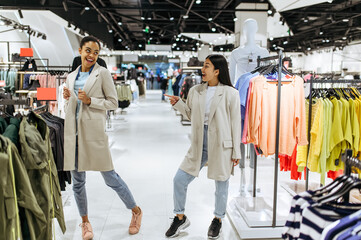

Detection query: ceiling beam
xmin=212 ymin=0 xmax=234 ymax=21
xmin=165 ymin=0 xmax=234 ymax=33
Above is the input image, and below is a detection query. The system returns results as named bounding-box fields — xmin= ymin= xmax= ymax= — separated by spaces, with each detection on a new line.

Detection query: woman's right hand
xmin=63 ymin=86 xmax=70 ymax=100
xmin=164 ymin=94 xmax=179 ymax=106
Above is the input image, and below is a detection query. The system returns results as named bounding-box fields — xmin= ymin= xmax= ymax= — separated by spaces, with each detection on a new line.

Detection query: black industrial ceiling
xmin=1 ymin=0 xmax=361 ymax=52
xmin=269 ymin=0 xmax=361 ymax=53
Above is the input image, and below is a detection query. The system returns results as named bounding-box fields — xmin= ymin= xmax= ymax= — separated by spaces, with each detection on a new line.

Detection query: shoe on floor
xmin=208 ymin=218 xmax=222 ymax=239
xmin=129 ymin=208 xmax=143 ymax=235
xmin=165 ymin=215 xmax=191 ymax=238
xmin=80 ymin=222 xmax=94 ymax=240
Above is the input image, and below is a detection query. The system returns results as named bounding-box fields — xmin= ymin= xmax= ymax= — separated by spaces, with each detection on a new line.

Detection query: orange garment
xmin=246 ymin=75 xmax=308 ymax=156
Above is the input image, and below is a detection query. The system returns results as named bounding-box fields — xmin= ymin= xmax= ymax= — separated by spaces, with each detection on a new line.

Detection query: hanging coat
xmin=0 ymin=135 xmax=47 ymax=240
xmin=63 ymin=63 xmax=118 ymax=171
xmin=19 ymin=113 xmax=66 ymax=239
xmin=173 ymin=82 xmax=241 ymax=181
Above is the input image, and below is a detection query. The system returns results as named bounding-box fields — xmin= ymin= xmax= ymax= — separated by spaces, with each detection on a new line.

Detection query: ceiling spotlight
xmin=139 ymin=44 xmax=142 ymax=47
xmin=273 ymin=44 xmax=276 ymax=47
xmin=0 ymin=20 xmax=5 ymax=26
xmin=177 ymin=47 xmax=180 ymax=50
xmin=209 ymin=47 xmax=212 ymax=50
xmin=185 ymin=39 xmax=188 ymax=42
xmin=343 ymin=18 xmax=349 ymax=22
xmin=303 ymin=17 xmax=309 ymax=23
xmin=267 ymin=10 xmax=273 ymax=15
xmin=196 ymin=0 xmax=201 ymax=4
xmin=107 ymin=26 xmax=113 ymax=33
xmin=270 ymin=37 xmax=274 ymax=41
xmin=211 ymin=27 xmax=216 ymax=32
xmin=220 ymin=48 xmax=224 ymax=51
xmin=307 ymin=47 xmax=311 ymax=50
xmin=233 ymin=17 xmax=238 ymax=22
xmin=118 ymin=22 xmax=122 ymax=25
xmin=141 ymin=17 xmax=145 ymax=20
xmin=320 ymin=31 xmax=323 ymax=35
xmin=147 ymin=17 xmax=152 ymax=20
xmin=170 ymin=17 xmax=174 ymax=21
xmin=326 ymin=39 xmax=330 ymax=42
xmin=208 ymin=18 xmax=213 ymax=21
xmin=85 ymin=6 xmax=90 ymax=10
xmin=192 ymin=47 xmax=195 ymax=50
xmin=178 ymin=34 xmax=182 ymax=37
xmin=183 ymin=15 xmax=189 ymax=19
xmin=176 ymin=38 xmax=180 ymax=41
xmin=196 ymin=42 xmax=200 ymax=46
xmin=283 ymin=41 xmax=288 ymax=44
xmin=342 ymin=36 xmax=347 ymax=40
xmin=118 ymin=38 xmax=122 ymax=42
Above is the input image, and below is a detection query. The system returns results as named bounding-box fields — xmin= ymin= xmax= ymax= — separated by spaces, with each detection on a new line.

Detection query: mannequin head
xmin=241 ymin=18 xmax=258 ymax=46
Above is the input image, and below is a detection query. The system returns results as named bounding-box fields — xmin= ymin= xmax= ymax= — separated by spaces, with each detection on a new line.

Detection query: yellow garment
xmin=349 ymin=99 xmax=360 ymax=155
xmin=296 ymin=99 xmax=319 ymax=170
xmin=307 ymin=98 xmax=324 ymax=172
xmin=357 ymin=97 xmax=361 ymax=156
xmin=319 ymin=99 xmax=331 ymax=185
xmin=327 ymin=98 xmax=343 ymax=171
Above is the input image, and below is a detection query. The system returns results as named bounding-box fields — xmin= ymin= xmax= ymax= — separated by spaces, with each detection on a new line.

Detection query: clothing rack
xmin=305 ymin=78 xmax=361 ymax=190
xmin=254 ymin=50 xmax=283 ymax=228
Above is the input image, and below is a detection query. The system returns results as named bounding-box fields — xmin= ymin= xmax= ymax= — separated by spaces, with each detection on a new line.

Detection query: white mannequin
xmin=229 ymin=18 xmax=269 ymax=84
xmin=229 ymin=19 xmax=269 ymax=194
xmin=167 ymin=66 xmax=174 ymax=78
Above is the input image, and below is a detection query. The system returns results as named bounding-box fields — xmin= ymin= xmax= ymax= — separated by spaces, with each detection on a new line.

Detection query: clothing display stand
xmin=227 ymin=50 xmax=290 ymax=239
xmin=305 ymin=78 xmax=361 ymax=190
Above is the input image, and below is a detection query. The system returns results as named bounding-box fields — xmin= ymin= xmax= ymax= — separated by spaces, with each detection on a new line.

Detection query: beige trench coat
xmin=173 ymin=82 xmax=241 ymax=181
xmin=63 ymin=63 xmax=118 ymax=171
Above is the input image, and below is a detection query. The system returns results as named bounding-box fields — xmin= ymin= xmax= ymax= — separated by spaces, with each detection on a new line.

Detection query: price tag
xmin=0 ymin=80 xmax=5 ymax=87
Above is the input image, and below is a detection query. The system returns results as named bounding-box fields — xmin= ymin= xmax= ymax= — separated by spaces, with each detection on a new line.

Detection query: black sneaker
xmin=208 ymin=218 xmax=222 ymax=239
xmin=165 ymin=215 xmax=191 ymax=238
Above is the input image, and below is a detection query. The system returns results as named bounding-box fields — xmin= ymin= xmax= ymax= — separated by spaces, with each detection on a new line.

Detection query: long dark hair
xmin=206 ymin=54 xmax=233 ymax=87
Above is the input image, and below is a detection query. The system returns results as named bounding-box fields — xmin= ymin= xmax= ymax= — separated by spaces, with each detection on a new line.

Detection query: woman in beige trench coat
xmin=63 ymin=36 xmax=142 ymax=239
xmin=164 ymin=54 xmax=241 ymax=239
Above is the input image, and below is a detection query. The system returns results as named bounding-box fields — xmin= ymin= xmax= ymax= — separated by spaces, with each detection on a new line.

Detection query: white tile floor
xmin=56 ymin=90 xmax=243 ymax=240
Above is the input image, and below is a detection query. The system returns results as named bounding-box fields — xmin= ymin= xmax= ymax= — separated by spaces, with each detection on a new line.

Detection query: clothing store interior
xmin=1 ymin=0 xmax=361 ymax=239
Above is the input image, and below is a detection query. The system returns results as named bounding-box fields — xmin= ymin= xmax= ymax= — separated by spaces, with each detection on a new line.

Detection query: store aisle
xmin=57 ymin=90 xmax=242 ymax=240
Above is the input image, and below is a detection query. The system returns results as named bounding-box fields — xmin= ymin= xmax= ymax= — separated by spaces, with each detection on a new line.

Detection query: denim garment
xmin=71 ymin=142 xmax=136 ymax=216
xmin=173 ymin=125 xmax=230 ymax=218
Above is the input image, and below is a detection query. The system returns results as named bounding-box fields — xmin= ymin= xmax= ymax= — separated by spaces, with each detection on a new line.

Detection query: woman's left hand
xmin=232 ymin=159 xmax=240 ymax=167
xmin=78 ymin=88 xmax=91 ymax=105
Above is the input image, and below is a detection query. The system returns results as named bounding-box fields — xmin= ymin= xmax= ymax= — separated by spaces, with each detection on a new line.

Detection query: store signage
xmin=37 ymin=88 xmax=57 ymax=100
xmin=145 ymin=44 xmax=171 ymax=51
xmin=20 ymin=48 xmax=34 ymax=57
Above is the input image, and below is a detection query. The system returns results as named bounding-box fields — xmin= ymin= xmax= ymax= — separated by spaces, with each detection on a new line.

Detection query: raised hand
xmin=164 ymin=94 xmax=179 ymax=106
xmin=78 ymin=88 xmax=91 ymax=105
xmin=63 ymin=86 xmax=70 ymax=100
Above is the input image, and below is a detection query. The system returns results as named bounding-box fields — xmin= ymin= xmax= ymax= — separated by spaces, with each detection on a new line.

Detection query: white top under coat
xmin=204 ymin=86 xmax=217 ymax=125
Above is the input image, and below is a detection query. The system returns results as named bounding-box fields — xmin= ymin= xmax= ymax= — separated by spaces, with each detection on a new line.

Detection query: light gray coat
xmin=63 ymin=63 xmax=118 ymax=171
xmin=173 ymin=82 xmax=241 ymax=181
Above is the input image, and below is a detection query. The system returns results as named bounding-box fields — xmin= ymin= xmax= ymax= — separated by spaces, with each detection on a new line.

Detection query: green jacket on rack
xmin=19 ymin=113 xmax=66 ymax=239
xmin=0 ymin=135 xmax=46 ymax=240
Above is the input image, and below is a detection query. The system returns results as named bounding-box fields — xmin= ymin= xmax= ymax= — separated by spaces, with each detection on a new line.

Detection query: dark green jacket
xmin=19 ymin=113 xmax=66 ymax=239
xmin=0 ymin=135 xmax=46 ymax=240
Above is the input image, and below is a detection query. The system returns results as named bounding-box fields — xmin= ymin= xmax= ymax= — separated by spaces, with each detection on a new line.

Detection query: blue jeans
xmin=72 ymin=143 xmax=137 ymax=217
xmin=173 ymin=125 xmax=230 ymax=219
xmin=161 ymin=89 xmax=166 ymax=100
